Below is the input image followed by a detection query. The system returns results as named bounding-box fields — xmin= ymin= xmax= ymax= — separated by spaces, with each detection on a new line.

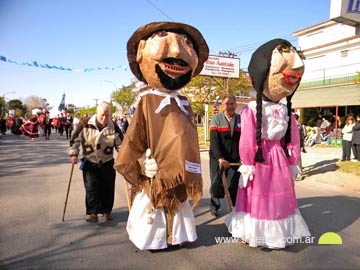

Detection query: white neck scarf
xmin=139 ymin=89 xmax=189 ymax=115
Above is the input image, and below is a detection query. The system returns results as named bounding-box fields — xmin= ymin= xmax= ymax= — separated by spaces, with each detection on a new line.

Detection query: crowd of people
xmin=0 ymin=109 xmax=130 ymax=141
xmin=1 ymin=109 xmax=76 ymax=141
xmin=293 ymin=112 xmax=360 ymax=162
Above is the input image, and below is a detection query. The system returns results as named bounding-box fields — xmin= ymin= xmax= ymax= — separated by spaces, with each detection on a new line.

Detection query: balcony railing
xmin=298 ymin=74 xmax=359 ymax=89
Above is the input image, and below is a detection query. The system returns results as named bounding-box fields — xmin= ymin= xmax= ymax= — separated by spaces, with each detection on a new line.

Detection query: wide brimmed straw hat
xmin=127 ymin=21 xmax=209 ymax=82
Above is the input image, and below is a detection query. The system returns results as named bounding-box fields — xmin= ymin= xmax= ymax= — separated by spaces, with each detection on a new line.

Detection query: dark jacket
xmin=352 ymin=122 xmax=360 ymax=145
xmin=209 ymin=112 xmax=241 ymax=199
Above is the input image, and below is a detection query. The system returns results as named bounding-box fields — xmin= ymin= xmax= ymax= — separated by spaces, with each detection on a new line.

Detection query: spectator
xmin=294 ymin=114 xmax=307 ymax=153
xmin=341 ymin=115 xmax=355 ymax=161
xmin=315 ymin=112 xmax=323 ymax=127
xmin=351 ymin=115 xmax=360 ymax=162
xmin=43 ymin=111 xmax=52 ymax=140
xmin=68 ymin=103 xmax=123 ymax=222
xmin=305 ymin=127 xmax=321 ymax=147
xmin=209 ymin=94 xmax=241 ymax=216
xmin=121 ymin=116 xmax=129 ymax=134
xmin=64 ymin=111 xmax=73 ymax=140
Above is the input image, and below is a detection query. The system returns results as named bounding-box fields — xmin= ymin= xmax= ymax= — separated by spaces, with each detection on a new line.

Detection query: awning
xmin=290 ymin=84 xmax=360 ymax=108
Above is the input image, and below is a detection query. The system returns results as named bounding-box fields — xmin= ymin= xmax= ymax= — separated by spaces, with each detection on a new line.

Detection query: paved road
xmin=0 ymin=133 xmax=359 ymax=269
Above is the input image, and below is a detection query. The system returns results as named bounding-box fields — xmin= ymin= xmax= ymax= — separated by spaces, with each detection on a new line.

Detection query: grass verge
xmin=337 ymin=161 xmax=360 ymax=176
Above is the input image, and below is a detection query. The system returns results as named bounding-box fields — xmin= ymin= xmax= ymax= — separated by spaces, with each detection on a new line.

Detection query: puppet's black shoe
xmin=210 ymin=198 xmax=220 ymax=217
xmin=86 ymin=214 xmax=98 ymax=223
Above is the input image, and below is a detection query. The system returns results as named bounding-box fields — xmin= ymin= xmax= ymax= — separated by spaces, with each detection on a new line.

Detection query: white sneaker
xmin=351 ymin=159 xmax=359 ymax=162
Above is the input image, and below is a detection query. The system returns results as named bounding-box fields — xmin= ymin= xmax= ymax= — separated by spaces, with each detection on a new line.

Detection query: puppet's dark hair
xmin=248 ymin=38 xmax=300 ymax=162
xmin=283 ymin=95 xmax=293 ymax=157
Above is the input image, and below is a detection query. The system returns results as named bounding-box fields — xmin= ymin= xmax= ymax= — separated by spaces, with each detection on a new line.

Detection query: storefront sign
xmin=200 ymin=55 xmax=240 ymax=78
xmin=330 ymin=0 xmax=360 ymax=25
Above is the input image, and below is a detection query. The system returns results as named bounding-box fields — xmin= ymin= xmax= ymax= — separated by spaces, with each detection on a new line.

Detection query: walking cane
xmin=221 ymin=163 xmax=242 ymax=213
xmin=221 ymin=168 xmax=233 ymax=213
xmin=62 ymin=163 xmax=75 ymax=222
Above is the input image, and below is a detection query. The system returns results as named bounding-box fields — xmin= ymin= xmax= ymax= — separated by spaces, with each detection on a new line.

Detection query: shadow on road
xmin=297 ymin=195 xmax=359 ymax=237
xmin=302 ymin=158 xmax=339 ymax=177
xmin=0 ymin=207 xmax=130 ymax=269
xmin=0 ymin=134 xmax=69 ymax=177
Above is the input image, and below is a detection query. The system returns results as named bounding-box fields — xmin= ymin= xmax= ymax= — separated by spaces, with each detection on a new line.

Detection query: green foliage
xmin=8 ymin=99 xmax=27 ymax=117
xmin=0 ymin=96 xmax=5 ymax=117
xmin=66 ymin=103 xmax=76 ymax=114
xmin=227 ymin=70 xmax=252 ymax=96
xmin=183 ymin=71 xmax=252 ymax=116
xmin=1 ymin=98 xmax=27 ymax=117
xmin=80 ymin=106 xmax=96 ymax=117
xmin=111 ymin=84 xmax=137 ymax=113
xmin=183 ymin=76 xmax=220 ymax=116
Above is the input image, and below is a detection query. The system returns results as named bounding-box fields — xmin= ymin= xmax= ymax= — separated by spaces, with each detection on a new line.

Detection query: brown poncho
xmin=114 ymin=91 xmax=203 ymax=214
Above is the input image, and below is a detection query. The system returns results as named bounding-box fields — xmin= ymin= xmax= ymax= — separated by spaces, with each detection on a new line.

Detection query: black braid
xmin=254 ymin=90 xmax=265 ymax=162
xmin=283 ymin=96 xmax=292 ymax=157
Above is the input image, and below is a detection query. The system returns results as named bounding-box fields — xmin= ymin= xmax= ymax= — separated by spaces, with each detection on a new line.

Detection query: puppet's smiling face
xmin=136 ymin=30 xmax=198 ymax=92
xmin=263 ymin=44 xmax=304 ymax=102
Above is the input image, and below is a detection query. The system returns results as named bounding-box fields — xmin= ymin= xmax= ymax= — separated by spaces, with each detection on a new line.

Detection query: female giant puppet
xmin=114 ymin=22 xmax=209 ymax=250
xmin=225 ymin=39 xmax=311 ymax=249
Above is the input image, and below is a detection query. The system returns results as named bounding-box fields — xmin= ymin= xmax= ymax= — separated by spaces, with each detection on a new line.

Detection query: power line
xmin=145 ymin=0 xmax=174 ymax=21
xmin=224 ymin=35 xmax=297 ymax=56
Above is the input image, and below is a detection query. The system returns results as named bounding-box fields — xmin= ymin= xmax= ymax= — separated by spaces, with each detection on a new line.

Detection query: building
xmin=291 ymin=0 xmax=360 ymax=127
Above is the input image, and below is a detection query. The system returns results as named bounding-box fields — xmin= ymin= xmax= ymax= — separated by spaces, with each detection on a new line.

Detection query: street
xmin=0 ymin=133 xmax=359 ymax=270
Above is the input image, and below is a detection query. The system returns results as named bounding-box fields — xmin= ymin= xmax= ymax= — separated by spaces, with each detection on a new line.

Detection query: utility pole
xmin=219 ymin=51 xmax=237 ymax=58
xmin=93 ymin=99 xmax=99 ymax=106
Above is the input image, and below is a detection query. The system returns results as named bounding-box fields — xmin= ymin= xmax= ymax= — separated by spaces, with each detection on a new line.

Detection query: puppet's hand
xmin=238 ymin=165 xmax=255 ymax=188
xmin=290 ymin=165 xmax=301 ymax=182
xmin=144 ymin=148 xmax=158 ymax=179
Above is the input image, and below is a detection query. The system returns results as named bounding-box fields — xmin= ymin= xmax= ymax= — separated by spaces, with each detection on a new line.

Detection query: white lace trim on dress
xmin=225 ymin=209 xmax=311 ymax=249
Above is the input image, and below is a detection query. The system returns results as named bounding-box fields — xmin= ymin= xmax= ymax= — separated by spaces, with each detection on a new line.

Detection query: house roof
xmin=291 ymin=84 xmax=360 ymax=108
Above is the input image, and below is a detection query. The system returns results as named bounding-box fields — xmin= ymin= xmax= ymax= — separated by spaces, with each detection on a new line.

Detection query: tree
xmin=227 ymin=69 xmax=252 ymax=96
xmin=8 ymin=99 xmax=27 ymax=117
xmin=183 ymin=76 xmax=222 ymax=116
xmin=0 ymin=96 xmax=5 ymax=117
xmin=183 ymin=70 xmax=252 ymax=116
xmin=66 ymin=103 xmax=76 ymax=114
xmin=23 ymin=95 xmax=46 ymax=114
xmin=111 ymin=84 xmax=137 ymax=114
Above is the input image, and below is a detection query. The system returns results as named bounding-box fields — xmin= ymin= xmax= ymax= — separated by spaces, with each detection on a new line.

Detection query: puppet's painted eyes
xmin=155 ymin=30 xmax=168 ymax=37
xmin=180 ymin=34 xmax=193 ymax=47
xmin=277 ymin=44 xmax=291 ymax=53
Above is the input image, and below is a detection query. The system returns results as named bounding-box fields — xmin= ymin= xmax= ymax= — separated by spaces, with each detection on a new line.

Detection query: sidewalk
xmin=201 ymin=143 xmax=360 ymax=195
xmin=299 ymin=145 xmax=360 ymax=195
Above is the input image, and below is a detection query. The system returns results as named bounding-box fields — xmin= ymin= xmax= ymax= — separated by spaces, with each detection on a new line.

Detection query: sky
xmin=0 ymin=0 xmax=332 ymax=109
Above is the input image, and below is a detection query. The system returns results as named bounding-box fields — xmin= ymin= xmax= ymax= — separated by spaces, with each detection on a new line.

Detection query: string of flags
xmin=0 ymin=55 xmax=129 ymax=72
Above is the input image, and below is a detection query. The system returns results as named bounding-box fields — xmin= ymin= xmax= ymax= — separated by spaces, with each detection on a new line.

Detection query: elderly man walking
xmin=68 ymin=102 xmax=123 ymax=222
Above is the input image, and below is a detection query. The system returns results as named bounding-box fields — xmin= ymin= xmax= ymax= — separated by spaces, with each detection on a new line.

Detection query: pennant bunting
xmin=0 ymin=54 xmax=128 ymax=72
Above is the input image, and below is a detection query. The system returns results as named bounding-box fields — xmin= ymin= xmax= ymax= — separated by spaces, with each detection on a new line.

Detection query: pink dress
xmin=225 ymin=101 xmax=310 ymax=248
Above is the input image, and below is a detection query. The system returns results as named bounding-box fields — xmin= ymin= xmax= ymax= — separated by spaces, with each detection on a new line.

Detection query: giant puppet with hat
xmin=225 ymin=39 xmax=311 ymax=249
xmin=114 ymin=22 xmax=209 ymax=250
